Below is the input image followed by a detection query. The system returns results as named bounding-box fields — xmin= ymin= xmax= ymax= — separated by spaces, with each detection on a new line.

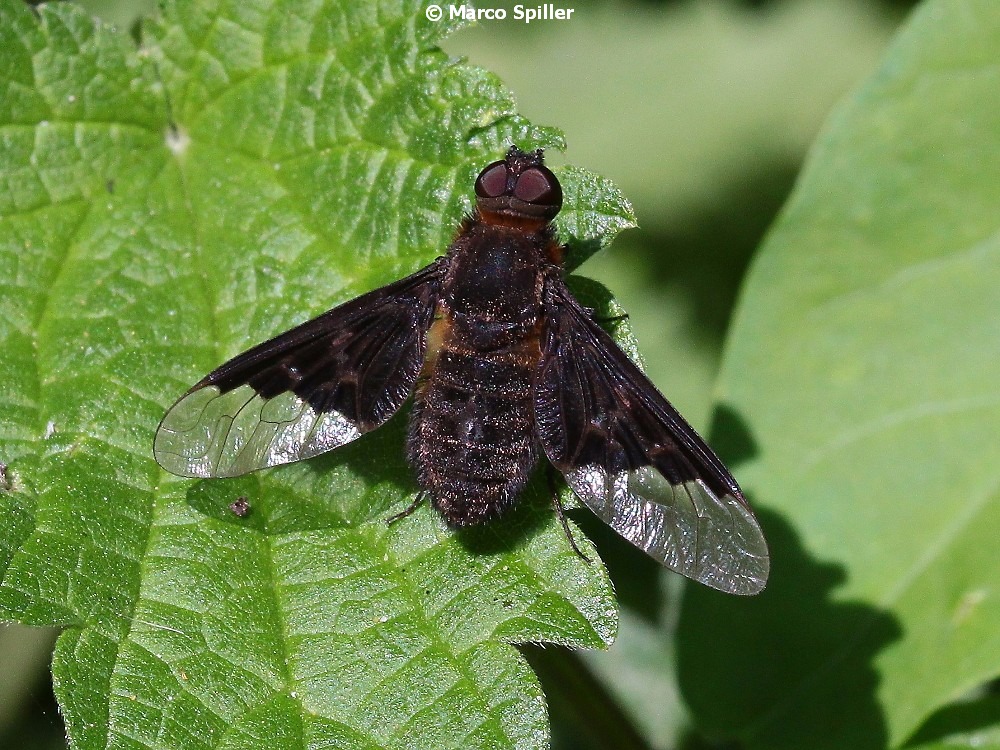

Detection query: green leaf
xmin=678 ymin=1 xmax=1000 ymax=748
xmin=0 ymin=1 xmax=636 ymax=747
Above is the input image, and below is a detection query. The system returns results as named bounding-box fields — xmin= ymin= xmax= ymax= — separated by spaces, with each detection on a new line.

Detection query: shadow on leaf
xmin=675 ymin=404 xmax=903 ymax=748
xmin=904 ymin=683 xmax=1000 ymax=749
xmin=677 ymin=504 xmax=902 ymax=749
xmin=452 ymin=476 xmax=557 ymax=557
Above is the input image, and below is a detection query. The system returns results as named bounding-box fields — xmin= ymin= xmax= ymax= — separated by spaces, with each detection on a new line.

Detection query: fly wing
xmin=155 ymin=262 xmax=443 ymax=478
xmin=535 ymin=279 xmax=769 ymax=595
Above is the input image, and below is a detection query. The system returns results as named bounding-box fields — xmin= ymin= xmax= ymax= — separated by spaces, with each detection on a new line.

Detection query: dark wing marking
xmin=155 ymin=261 xmax=444 ymax=478
xmin=535 ymin=278 xmax=769 ymax=595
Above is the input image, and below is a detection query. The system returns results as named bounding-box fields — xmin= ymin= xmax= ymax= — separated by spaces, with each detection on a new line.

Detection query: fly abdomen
xmin=407 ymin=336 xmax=540 ymax=527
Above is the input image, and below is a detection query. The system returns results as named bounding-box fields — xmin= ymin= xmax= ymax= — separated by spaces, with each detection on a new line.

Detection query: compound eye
xmin=513 ymin=166 xmax=561 ymax=207
xmin=474 ymin=161 xmax=509 ymax=199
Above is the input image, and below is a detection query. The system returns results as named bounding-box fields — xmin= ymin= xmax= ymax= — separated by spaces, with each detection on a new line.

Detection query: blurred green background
xmin=2 ymin=0 xmax=916 ymax=747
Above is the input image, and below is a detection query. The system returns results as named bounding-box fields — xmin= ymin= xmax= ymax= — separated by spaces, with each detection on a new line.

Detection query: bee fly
xmin=155 ymin=147 xmax=769 ymax=595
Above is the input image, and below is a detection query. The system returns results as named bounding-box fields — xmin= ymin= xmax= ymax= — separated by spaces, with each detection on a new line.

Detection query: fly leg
xmin=596 ymin=312 xmax=629 ymax=324
xmin=546 ymin=466 xmax=591 ymax=563
xmin=387 ymin=492 xmax=428 ymax=525
xmin=581 ymin=304 xmax=628 ymax=326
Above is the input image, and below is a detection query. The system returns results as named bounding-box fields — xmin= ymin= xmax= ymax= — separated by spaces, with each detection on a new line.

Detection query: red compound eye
xmin=474 ymin=161 xmax=509 ymax=199
xmin=512 ymin=166 xmax=560 ymax=207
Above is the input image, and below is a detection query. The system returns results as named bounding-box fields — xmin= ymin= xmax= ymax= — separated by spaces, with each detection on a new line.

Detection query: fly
xmin=154 ymin=147 xmax=769 ymax=595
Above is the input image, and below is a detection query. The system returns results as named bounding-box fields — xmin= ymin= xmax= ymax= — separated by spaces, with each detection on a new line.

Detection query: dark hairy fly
xmin=154 ymin=147 xmax=769 ymax=595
